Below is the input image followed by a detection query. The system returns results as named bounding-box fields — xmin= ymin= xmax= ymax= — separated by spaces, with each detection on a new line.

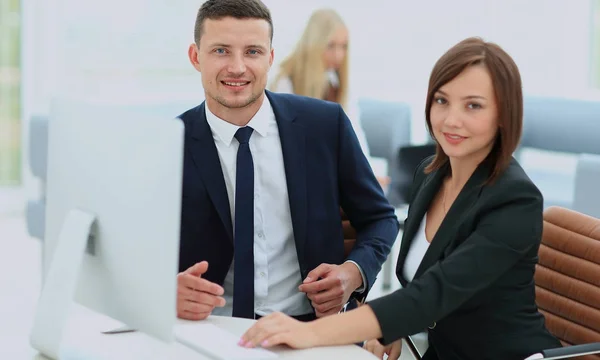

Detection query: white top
xmin=271 ymin=74 xmax=371 ymax=158
xmin=403 ymin=215 xmax=431 ymax=282
xmin=205 ymin=96 xmax=312 ymax=317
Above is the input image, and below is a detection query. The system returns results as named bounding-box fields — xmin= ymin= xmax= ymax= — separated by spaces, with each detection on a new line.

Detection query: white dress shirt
xmin=205 ymin=96 xmax=313 ymax=317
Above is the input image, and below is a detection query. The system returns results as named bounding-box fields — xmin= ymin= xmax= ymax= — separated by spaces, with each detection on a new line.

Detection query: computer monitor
xmin=29 ymin=99 xmax=185 ymax=359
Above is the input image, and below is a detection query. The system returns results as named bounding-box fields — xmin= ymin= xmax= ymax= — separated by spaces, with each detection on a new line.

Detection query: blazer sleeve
xmin=336 ymin=104 xmax=400 ymax=295
xmin=367 ymin=178 xmax=544 ymax=344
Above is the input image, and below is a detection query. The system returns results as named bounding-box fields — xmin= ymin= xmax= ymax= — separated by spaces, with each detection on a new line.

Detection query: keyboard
xmin=174 ymin=323 xmax=279 ymax=360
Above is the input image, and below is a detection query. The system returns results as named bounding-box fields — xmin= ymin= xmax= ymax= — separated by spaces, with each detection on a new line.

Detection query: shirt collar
xmin=204 ymin=95 xmax=273 ymax=146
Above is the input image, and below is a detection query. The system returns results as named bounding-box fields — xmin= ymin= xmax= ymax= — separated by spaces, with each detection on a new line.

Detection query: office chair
xmin=395 ymin=144 xmax=436 ymax=205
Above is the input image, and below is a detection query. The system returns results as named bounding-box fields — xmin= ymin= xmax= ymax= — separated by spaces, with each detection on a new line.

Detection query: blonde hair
xmin=271 ymin=8 xmax=349 ymax=108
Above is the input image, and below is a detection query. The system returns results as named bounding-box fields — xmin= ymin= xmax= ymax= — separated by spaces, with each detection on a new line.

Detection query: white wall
xmin=266 ymin=0 xmax=594 ymax=142
xmin=24 ymin=0 xmax=597 ymax=144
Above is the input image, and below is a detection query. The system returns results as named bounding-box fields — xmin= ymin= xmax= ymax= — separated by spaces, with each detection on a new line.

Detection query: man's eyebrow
xmin=208 ymin=43 xmax=231 ymax=48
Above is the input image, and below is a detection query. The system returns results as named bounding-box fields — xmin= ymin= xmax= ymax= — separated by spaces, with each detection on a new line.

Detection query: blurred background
xmin=2 ymin=0 xmax=600 ymax=302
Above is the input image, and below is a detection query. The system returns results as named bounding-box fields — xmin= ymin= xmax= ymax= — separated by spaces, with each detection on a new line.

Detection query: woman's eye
xmin=434 ymin=97 xmax=447 ymax=105
xmin=468 ymin=103 xmax=482 ymax=110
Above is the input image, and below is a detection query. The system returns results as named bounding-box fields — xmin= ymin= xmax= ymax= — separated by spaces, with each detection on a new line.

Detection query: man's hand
xmin=298 ymin=263 xmax=363 ymax=318
xmin=177 ymin=261 xmax=226 ymax=320
xmin=364 ymin=339 xmax=402 ymax=360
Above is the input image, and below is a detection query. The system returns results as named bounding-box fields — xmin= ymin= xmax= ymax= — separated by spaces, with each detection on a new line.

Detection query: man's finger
xmin=179 ymin=274 xmax=224 ymax=296
xmin=364 ymin=339 xmax=378 ymax=353
xmin=178 ymin=309 xmax=211 ymax=320
xmin=306 ymin=287 xmax=344 ymax=304
xmin=388 ymin=343 xmax=402 ymax=360
xmin=315 ymin=306 xmax=342 ymax=318
xmin=298 ymin=276 xmax=337 ymax=293
xmin=179 ymin=299 xmax=214 ymax=314
xmin=177 ymin=286 xmax=225 ymax=307
xmin=312 ymin=298 xmax=343 ymax=314
xmin=302 ymin=263 xmax=332 ymax=284
xmin=195 ymin=292 xmax=226 ymax=307
xmin=373 ymin=343 xmax=386 ymax=359
xmin=184 ymin=261 xmax=209 ymax=276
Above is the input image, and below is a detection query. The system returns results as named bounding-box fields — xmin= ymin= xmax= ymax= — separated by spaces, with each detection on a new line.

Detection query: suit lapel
xmin=266 ymin=91 xmax=308 ymax=263
xmin=188 ymin=103 xmax=233 ymax=242
xmin=396 ymin=164 xmax=447 ymax=283
xmin=413 ymin=161 xmax=490 ymax=279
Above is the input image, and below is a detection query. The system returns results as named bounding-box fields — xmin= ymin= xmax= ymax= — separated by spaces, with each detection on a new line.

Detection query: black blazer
xmin=177 ymin=91 xmax=399 ymax=304
xmin=368 ymin=157 xmax=561 ymax=360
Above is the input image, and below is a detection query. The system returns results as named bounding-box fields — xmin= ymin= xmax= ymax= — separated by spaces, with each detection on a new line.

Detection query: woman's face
xmin=323 ymin=26 xmax=348 ymax=70
xmin=429 ymin=64 xmax=499 ymax=164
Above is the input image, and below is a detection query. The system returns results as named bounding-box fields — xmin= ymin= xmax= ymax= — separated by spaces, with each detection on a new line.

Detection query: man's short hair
xmin=194 ymin=0 xmax=273 ymax=45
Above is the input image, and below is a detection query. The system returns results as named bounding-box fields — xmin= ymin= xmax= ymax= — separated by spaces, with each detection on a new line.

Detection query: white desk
xmin=16 ymin=305 xmax=376 ymax=359
xmin=4 ymin=303 xmax=379 ymax=360
xmin=0 ymin=223 xmax=375 ymax=359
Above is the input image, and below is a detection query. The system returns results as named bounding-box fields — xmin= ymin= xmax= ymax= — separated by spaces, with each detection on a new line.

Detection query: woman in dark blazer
xmin=239 ymin=37 xmax=562 ymax=360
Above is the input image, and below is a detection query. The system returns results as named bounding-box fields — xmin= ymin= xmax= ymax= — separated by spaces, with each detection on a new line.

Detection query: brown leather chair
xmin=534 ymin=206 xmax=600 ymax=359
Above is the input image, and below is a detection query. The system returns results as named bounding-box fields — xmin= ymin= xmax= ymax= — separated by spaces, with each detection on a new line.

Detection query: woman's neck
xmin=446 ymin=156 xmax=483 ymax=193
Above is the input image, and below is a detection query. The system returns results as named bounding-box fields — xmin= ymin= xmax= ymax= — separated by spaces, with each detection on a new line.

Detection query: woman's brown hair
xmin=424 ymin=37 xmax=523 ymax=183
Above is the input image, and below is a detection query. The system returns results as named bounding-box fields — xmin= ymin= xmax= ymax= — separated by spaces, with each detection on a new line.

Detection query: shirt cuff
xmin=344 ymin=260 xmax=367 ymax=293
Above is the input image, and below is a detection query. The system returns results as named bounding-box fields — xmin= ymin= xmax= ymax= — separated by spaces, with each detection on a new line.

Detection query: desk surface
xmin=0 ymin=221 xmax=375 ymax=359
xmin=16 ymin=306 xmax=376 ymax=359
xmin=11 ymin=305 xmax=373 ymax=360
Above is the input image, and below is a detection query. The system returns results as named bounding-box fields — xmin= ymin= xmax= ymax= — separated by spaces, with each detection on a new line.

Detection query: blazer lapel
xmin=413 ymin=160 xmax=491 ymax=279
xmin=266 ymin=91 xmax=308 ymax=263
xmin=188 ymin=103 xmax=233 ymax=242
xmin=396 ymin=164 xmax=447 ymax=284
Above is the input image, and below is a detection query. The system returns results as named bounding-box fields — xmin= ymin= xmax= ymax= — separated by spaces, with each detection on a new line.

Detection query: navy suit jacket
xmin=177 ymin=91 xmax=399 ymax=303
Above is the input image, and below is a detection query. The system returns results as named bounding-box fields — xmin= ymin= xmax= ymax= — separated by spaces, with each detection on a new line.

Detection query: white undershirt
xmin=403 ymin=215 xmax=431 ymax=342
xmin=403 ymin=215 xmax=431 ymax=282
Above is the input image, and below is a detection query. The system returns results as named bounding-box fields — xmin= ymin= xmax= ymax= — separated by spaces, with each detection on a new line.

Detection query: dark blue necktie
xmin=232 ymin=126 xmax=255 ymax=319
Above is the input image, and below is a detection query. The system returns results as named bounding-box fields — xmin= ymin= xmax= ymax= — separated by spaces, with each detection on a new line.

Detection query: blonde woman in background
xmin=270 ymin=9 xmax=371 ymax=157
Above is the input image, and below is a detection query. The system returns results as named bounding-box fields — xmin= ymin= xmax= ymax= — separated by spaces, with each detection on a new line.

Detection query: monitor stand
xmin=29 ymin=209 xmax=96 ymax=360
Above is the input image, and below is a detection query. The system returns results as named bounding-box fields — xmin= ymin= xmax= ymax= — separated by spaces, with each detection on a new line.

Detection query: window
xmin=0 ymin=0 xmax=21 ymax=186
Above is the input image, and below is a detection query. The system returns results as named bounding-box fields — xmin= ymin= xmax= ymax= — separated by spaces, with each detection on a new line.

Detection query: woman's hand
xmin=364 ymin=338 xmax=402 ymax=360
xmin=239 ymin=312 xmax=320 ymax=349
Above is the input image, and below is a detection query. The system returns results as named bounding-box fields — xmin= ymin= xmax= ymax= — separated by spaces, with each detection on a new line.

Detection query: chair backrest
xmin=358 ymin=98 xmax=412 ymax=205
xmin=395 ymin=144 xmax=436 ymax=204
xmin=522 ymin=97 xmax=600 ymax=155
xmin=535 ymin=206 xmax=600 ymax=359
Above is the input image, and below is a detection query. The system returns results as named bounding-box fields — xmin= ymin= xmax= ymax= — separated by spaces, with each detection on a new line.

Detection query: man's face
xmin=189 ymin=17 xmax=274 ymax=112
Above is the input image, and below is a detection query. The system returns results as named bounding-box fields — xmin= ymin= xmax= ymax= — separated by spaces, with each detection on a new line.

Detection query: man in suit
xmin=176 ymin=0 xmax=399 ymax=322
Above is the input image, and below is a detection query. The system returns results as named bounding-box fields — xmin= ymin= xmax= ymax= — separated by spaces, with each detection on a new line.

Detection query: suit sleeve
xmin=367 ymin=179 xmax=543 ymax=344
xmin=336 ymin=104 xmax=400 ymax=296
